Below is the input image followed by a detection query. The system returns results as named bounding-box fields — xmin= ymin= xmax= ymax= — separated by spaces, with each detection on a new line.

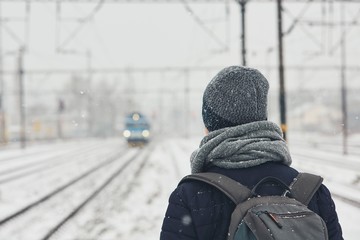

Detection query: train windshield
xmin=126 ymin=123 xmax=149 ymax=129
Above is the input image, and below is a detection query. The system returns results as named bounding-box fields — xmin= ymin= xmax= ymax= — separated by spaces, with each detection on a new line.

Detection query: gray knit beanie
xmin=202 ymin=66 xmax=269 ymax=131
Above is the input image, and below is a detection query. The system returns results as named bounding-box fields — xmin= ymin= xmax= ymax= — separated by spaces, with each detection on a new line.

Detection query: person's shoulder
xmin=308 ymin=182 xmax=337 ymax=215
xmin=176 ymin=177 xmax=215 ymax=199
xmin=312 ymin=183 xmax=334 ymax=205
xmin=171 ymin=175 xmax=231 ymax=209
xmin=309 ymin=183 xmax=343 ymax=238
xmin=207 ymin=162 xmax=299 ymax=187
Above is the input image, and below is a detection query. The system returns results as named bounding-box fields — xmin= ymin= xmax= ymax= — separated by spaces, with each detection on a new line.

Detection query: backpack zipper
xmin=258 ymin=211 xmax=283 ymax=229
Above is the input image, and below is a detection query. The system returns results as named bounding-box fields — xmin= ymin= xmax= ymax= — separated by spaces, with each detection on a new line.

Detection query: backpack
xmin=180 ymin=172 xmax=329 ymax=240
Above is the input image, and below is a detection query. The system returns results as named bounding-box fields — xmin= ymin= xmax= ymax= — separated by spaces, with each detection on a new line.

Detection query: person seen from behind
xmin=160 ymin=66 xmax=343 ymax=239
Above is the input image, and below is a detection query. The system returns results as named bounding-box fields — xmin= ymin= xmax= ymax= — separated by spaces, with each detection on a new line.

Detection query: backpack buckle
xmin=282 ymin=189 xmax=293 ymax=198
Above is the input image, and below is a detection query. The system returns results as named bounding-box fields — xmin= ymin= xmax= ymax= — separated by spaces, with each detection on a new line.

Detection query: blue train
xmin=123 ymin=112 xmax=151 ymax=146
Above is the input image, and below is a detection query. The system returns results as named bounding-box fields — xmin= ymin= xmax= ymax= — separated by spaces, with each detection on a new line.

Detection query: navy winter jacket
xmin=160 ymin=162 xmax=343 ymax=240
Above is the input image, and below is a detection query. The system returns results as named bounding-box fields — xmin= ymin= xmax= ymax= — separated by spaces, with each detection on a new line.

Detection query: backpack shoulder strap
xmin=290 ymin=172 xmax=323 ymax=206
xmin=180 ymin=172 xmax=252 ymax=205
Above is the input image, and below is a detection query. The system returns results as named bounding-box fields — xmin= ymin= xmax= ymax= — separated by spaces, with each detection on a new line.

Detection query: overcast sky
xmin=1 ymin=1 xmax=360 ymax=91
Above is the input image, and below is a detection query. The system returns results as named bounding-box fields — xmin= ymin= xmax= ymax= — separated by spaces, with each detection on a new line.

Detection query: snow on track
xmin=0 ymin=145 xmax=142 ymax=240
xmin=0 ymin=137 xmax=359 ymax=239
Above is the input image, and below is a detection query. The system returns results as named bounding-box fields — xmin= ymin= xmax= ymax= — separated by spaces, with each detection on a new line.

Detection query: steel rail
xmin=0 ymin=142 xmax=109 ymax=177
xmin=40 ymin=146 xmax=152 ymax=240
xmin=332 ymin=193 xmax=360 ymax=209
xmin=0 ymin=148 xmax=127 ymax=226
xmin=0 ymin=141 xmax=102 ymax=163
xmin=0 ymin=145 xmax=122 ymax=185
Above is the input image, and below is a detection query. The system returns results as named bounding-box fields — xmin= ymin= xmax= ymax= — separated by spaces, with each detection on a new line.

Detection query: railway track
xmin=0 ymin=150 xmax=125 ymax=224
xmin=0 ymin=144 xmax=127 ymax=220
xmin=0 ymin=145 xmax=152 ymax=240
xmin=0 ymin=140 xmax=103 ymax=163
xmin=1 ymin=138 xmax=359 ymax=239
xmin=0 ymin=143 xmax=123 ymax=185
xmin=332 ymin=193 xmax=360 ymax=209
xmin=290 ymin=150 xmax=360 ymax=172
xmin=290 ymin=139 xmax=360 ymax=156
xmin=290 ymin=146 xmax=360 ymax=209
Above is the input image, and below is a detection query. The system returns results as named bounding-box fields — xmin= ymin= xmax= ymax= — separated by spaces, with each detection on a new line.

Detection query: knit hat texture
xmin=202 ymin=66 xmax=269 ymax=131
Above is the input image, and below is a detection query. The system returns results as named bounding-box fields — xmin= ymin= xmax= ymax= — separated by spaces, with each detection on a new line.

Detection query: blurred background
xmin=0 ymin=1 xmax=360 ymax=239
xmin=0 ymin=0 xmax=358 ymax=145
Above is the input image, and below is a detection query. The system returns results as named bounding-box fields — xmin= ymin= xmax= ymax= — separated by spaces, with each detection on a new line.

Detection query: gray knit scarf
xmin=190 ymin=121 xmax=292 ymax=173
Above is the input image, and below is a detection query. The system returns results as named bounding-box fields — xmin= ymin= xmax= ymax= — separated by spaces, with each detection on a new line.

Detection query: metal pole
xmin=184 ymin=69 xmax=190 ymax=138
xmin=277 ymin=0 xmax=287 ymax=141
xmin=87 ymin=50 xmax=92 ymax=137
xmin=239 ymin=0 xmax=247 ymax=66
xmin=57 ymin=98 xmax=64 ymax=139
xmin=159 ymin=72 xmax=164 ymax=135
xmin=55 ymin=1 xmax=61 ymax=52
xmin=25 ymin=0 xmax=30 ymax=47
xmin=340 ymin=3 xmax=348 ymax=155
xmin=0 ymin=1 xmax=6 ymax=145
xmin=18 ymin=47 xmax=26 ymax=148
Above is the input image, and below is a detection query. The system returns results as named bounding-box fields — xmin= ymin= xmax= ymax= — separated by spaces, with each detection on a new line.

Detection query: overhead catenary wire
xmin=282 ymin=0 xmax=313 ymax=36
xmin=328 ymin=6 xmax=360 ymax=54
xmin=0 ymin=0 xmax=359 ymax=145
xmin=0 ymin=0 xmax=357 ymax=2
xmin=1 ymin=23 xmax=24 ymax=46
xmin=282 ymin=6 xmax=323 ymax=49
xmin=57 ymin=0 xmax=105 ymax=51
xmin=2 ymin=64 xmax=360 ymax=75
xmin=180 ymin=0 xmax=229 ymax=52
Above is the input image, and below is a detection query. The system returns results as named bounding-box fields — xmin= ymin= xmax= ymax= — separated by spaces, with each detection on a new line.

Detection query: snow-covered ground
xmin=0 ymin=136 xmax=359 ymax=239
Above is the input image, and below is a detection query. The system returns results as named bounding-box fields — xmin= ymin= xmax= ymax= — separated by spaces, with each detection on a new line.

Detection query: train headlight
xmin=132 ymin=113 xmax=140 ymax=121
xmin=142 ymin=130 xmax=150 ymax=138
xmin=123 ymin=130 xmax=131 ymax=138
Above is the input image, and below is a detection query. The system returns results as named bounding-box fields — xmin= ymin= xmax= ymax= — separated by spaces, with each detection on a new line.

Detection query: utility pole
xmin=57 ymin=98 xmax=65 ymax=139
xmin=0 ymin=1 xmax=6 ymax=145
xmin=340 ymin=2 xmax=348 ymax=155
xmin=18 ymin=47 xmax=26 ymax=148
xmin=277 ymin=0 xmax=287 ymax=141
xmin=239 ymin=0 xmax=247 ymax=66
xmin=184 ymin=69 xmax=190 ymax=138
xmin=86 ymin=50 xmax=93 ymax=137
